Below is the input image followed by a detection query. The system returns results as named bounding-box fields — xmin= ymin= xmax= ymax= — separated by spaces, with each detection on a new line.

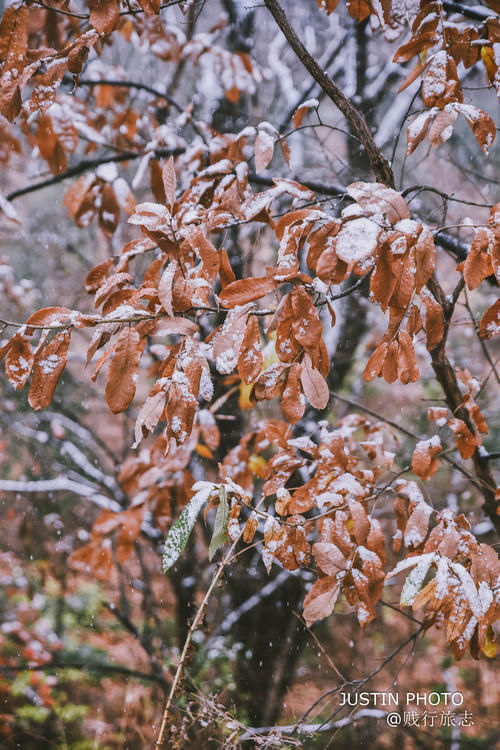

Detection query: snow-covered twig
xmin=0 ymin=477 xmax=121 ymax=512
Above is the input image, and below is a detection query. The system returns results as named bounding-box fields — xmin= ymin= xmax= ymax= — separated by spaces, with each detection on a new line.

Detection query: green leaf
xmin=208 ymin=485 xmax=229 ymax=561
xmin=162 ymin=481 xmax=216 ymax=572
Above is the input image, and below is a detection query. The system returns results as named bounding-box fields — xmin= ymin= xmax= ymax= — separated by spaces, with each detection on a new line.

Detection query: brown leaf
xmin=219 ymin=249 xmax=236 ymax=288
xmin=448 ymin=417 xmax=477 ymax=459
xmin=85 ymin=259 xmax=114 ymax=293
xmin=281 ymin=363 xmax=305 ymax=425
xmin=198 ymin=409 xmax=220 ymax=451
xmin=312 ymin=542 xmax=347 ymax=576
xmin=428 ymin=107 xmax=458 ymax=147
xmin=219 ymin=276 xmax=277 ymax=308
xmin=189 ymin=229 xmax=220 ymax=283
xmin=347 ymin=182 xmax=410 ymax=224
xmin=457 ymin=103 xmax=496 ymax=155
xmin=28 ymin=330 xmax=71 ymax=410
xmin=243 ymin=513 xmax=258 ymax=543
xmin=134 ymin=391 xmax=166 ymax=448
xmin=158 ymin=260 xmax=177 ymax=317
xmin=300 ymin=353 xmax=329 ymax=410
xmin=398 ymin=331 xmax=420 ymax=384
xmin=25 ymin=306 xmax=75 ymax=330
xmin=255 ymin=129 xmax=275 ymax=172
xmin=105 ymin=327 xmax=142 ymax=413
xmin=290 ymin=286 xmax=323 ymax=355
xmin=382 ymin=339 xmax=399 ymax=384
xmin=370 ymin=242 xmax=398 ymax=310
xmin=5 ymin=335 xmax=33 ymax=389
xmin=162 ymin=156 xmax=176 ymax=208
xmin=303 ymin=576 xmax=340 ymax=626
xmin=412 ymin=437 xmax=441 ymax=480
xmin=98 ymin=183 xmax=120 ymax=236
xmin=414 ymin=228 xmax=435 ymax=291
xmin=419 ymin=288 xmax=444 ymax=350
xmin=238 ymin=316 xmax=263 ymax=384
xmin=292 ymin=98 xmax=319 ymax=128
xmin=464 ymin=229 xmax=492 ymax=290
xmin=363 ymin=341 xmax=389 ymax=382
xmin=406 ymin=110 xmax=436 ymax=155
xmin=89 ymin=0 xmax=119 ymax=34
xmin=480 ymin=298 xmax=500 ymax=339
xmin=316 ymin=0 xmax=341 ymax=14
xmin=348 ymin=499 xmax=370 ymax=545
xmin=404 ymin=503 xmax=432 ymax=548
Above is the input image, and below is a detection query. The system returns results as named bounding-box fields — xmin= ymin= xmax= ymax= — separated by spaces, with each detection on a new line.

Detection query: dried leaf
xmin=5 ymin=335 xmax=33 ymax=389
xmin=89 ymin=0 xmax=119 ymax=34
xmin=412 ymin=437 xmax=441 ymax=480
xmin=281 ymin=362 xmax=305 ymax=425
xmin=479 ymin=298 xmax=500 ymax=339
xmin=28 ymin=330 xmax=71 ymax=410
xmin=105 ymin=327 xmax=142 ymax=413
xmin=238 ymin=316 xmax=262 ymax=384
xmin=219 ymin=276 xmax=277 ymax=308
xmin=300 ymin=353 xmax=329 ymax=410
xmin=255 ymin=129 xmax=275 ymax=172
xmin=162 ymin=156 xmax=176 ymax=208
xmin=303 ymin=576 xmax=341 ymax=626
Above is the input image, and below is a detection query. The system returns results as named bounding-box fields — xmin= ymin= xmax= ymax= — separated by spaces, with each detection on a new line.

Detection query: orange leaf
xmin=281 ymin=362 xmax=305 ymax=425
xmin=105 ymin=327 xmax=142 ymax=413
xmin=219 ymin=276 xmax=277 ymax=308
xmin=28 ymin=330 xmax=70 ymax=410
xmin=479 ymin=298 xmax=500 ymax=339
xmin=412 ymin=437 xmax=441 ymax=480
xmin=5 ymin=335 xmax=33 ymax=389
xmin=89 ymin=0 xmax=119 ymax=34
xmin=303 ymin=576 xmax=340 ymax=626
xmin=238 ymin=316 xmax=262 ymax=385
xmin=300 ymin=353 xmax=329 ymax=410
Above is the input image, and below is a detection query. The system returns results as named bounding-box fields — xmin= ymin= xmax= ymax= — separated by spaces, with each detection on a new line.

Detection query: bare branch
xmin=264 ymin=0 xmax=394 ymax=186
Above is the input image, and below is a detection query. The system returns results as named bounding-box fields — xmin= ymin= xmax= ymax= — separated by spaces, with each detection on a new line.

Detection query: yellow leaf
xmin=481 ymin=626 xmax=498 ymax=659
xmin=248 ymin=454 xmax=267 ymax=478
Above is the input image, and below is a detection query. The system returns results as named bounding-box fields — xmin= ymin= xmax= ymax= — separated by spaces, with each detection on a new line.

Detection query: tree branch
xmin=6 ymin=148 xmax=185 ymax=203
xmin=75 ymin=78 xmax=184 ymax=112
xmin=443 ymin=1 xmax=498 ymax=22
xmin=427 ymin=277 xmax=500 ymax=533
xmin=0 ymin=661 xmax=168 ymax=689
xmin=264 ymin=0 xmax=394 ymax=186
xmin=0 ymin=477 xmax=121 ymax=511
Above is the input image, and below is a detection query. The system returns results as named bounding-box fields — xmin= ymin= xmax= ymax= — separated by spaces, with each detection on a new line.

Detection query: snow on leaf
xmin=479 ymin=299 xmax=500 ymax=340
xmin=400 ymin=554 xmax=434 ymax=605
xmin=133 ymin=391 xmax=166 ymax=448
xmin=386 ymin=552 xmax=436 ymax=581
xmin=292 ymin=98 xmax=319 ymax=128
xmin=158 ymin=260 xmax=177 ymax=317
xmin=450 ymin=562 xmax=483 ymax=620
xmin=5 ymin=335 xmax=33 ymax=389
xmin=162 ymin=482 xmax=217 ymax=572
xmin=28 ymin=330 xmax=71 ymax=410
xmin=335 ymin=217 xmax=380 ymax=265
xmin=255 ymin=128 xmax=275 ymax=172
xmin=347 ymin=182 xmax=410 ymax=224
